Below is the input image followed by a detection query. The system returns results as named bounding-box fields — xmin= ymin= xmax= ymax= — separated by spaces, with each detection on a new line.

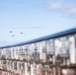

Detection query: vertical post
xmin=67 ymin=59 xmax=70 ymax=66
xmin=51 ymin=69 xmax=53 ymax=75
xmin=31 ymin=64 xmax=34 ymax=75
xmin=53 ymin=68 xmax=56 ymax=75
xmin=39 ymin=42 xmax=43 ymax=60
xmin=53 ymin=55 xmax=55 ymax=65
xmin=63 ymin=58 xmax=65 ymax=65
xmin=19 ymin=61 xmax=21 ymax=75
xmin=8 ymin=72 xmax=9 ymax=75
xmin=45 ymin=71 xmax=47 ymax=75
xmin=69 ymin=35 xmax=76 ymax=64
xmin=12 ymin=61 xmax=14 ymax=72
xmin=7 ymin=60 xmax=9 ymax=71
xmin=17 ymin=61 xmax=21 ymax=74
xmin=25 ymin=62 xmax=28 ymax=75
xmin=75 ymin=68 xmax=76 ymax=75
xmin=36 ymin=64 xmax=39 ymax=75
xmin=60 ymin=68 xmax=62 ymax=75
